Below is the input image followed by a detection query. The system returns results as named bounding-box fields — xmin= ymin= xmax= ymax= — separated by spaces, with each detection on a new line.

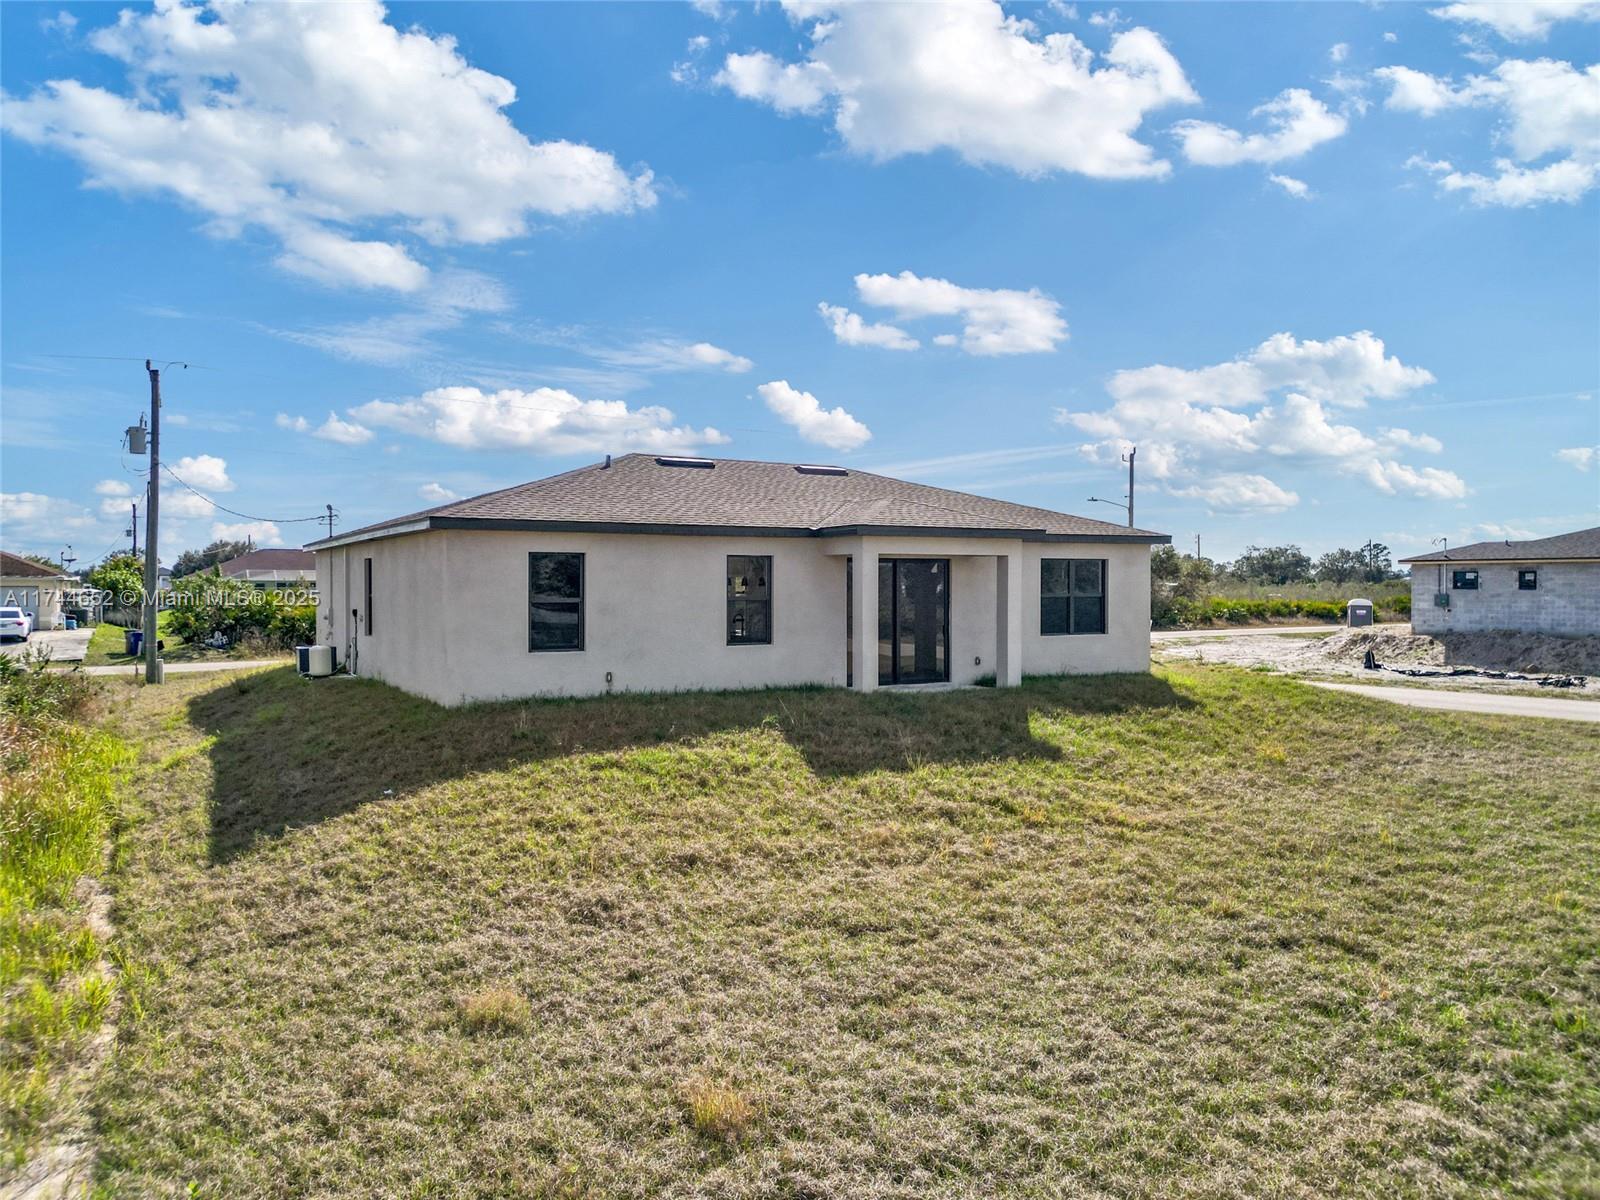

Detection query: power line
xmin=40 ymin=353 xmax=217 ymax=369
xmin=44 ymin=351 xmax=782 ymax=436
xmin=161 ymin=464 xmax=330 ymax=525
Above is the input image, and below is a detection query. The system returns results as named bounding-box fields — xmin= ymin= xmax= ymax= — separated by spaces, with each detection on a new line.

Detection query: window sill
xmin=528 ymin=647 xmax=585 ymax=654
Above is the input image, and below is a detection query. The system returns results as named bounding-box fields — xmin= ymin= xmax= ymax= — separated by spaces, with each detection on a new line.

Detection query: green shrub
xmin=163 ymin=570 xmax=314 ymax=650
xmin=1151 ymin=594 xmax=1365 ymax=630
xmin=0 ymin=655 xmax=125 ymax=1167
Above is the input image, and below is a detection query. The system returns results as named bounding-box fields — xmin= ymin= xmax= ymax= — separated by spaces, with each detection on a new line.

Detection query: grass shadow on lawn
xmin=188 ymin=667 xmax=1194 ymax=864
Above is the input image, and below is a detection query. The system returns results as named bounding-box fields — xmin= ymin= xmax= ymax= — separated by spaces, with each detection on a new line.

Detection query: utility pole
xmin=1125 ymin=445 xmax=1136 ymax=529
xmin=143 ymin=360 xmax=162 ymax=685
xmin=60 ymin=545 xmax=76 ymax=575
xmin=1087 ymin=444 xmax=1138 ymax=528
xmin=323 ymin=504 xmax=337 ymax=540
xmin=1194 ymin=534 xmax=1201 ymax=562
xmin=129 ymin=503 xmax=138 ymax=558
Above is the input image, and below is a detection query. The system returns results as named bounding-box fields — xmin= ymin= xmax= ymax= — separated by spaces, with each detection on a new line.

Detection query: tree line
xmin=1151 ymin=541 xmax=1407 ymax=628
xmin=1155 ymin=541 xmax=1400 ymax=589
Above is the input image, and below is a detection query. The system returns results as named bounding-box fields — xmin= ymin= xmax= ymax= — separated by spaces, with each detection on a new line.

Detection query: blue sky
xmin=2 ymin=0 xmax=1596 ymax=567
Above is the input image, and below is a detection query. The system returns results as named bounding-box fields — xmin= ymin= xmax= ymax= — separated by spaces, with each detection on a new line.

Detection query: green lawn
xmin=81 ymin=667 xmax=1599 ymax=1197
xmin=81 ymin=611 xmax=290 ymax=667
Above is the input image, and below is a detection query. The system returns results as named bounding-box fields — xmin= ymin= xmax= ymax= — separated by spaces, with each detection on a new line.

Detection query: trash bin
xmin=296 ymin=645 xmax=312 ymax=675
xmin=1346 ymin=598 xmax=1374 ymax=627
xmin=64 ymin=617 xmax=77 ymax=630
xmin=124 ymin=629 xmax=142 ymax=655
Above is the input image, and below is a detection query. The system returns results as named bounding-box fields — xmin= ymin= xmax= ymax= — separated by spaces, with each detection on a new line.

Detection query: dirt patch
xmin=1323 ymin=628 xmax=1600 ymax=674
xmin=1156 ymin=627 xmax=1600 ymax=693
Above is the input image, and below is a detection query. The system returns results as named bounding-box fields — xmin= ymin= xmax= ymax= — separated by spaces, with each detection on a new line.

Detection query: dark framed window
xmin=529 ymin=552 xmax=584 ymax=651
xmin=727 ymin=555 xmax=772 ymax=645
xmin=363 ymin=557 xmax=373 ymax=635
xmin=1518 ymin=569 xmax=1538 ymax=591
xmin=1452 ymin=569 xmax=1479 ymax=590
xmin=1041 ymin=558 xmax=1106 ymax=635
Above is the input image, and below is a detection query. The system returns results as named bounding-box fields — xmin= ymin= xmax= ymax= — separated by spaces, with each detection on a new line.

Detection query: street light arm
xmin=1087 ymin=496 xmax=1130 ymax=514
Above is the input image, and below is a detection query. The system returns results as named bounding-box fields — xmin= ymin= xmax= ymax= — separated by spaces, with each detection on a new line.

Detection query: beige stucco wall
xmin=1023 ymin=543 xmax=1153 ymax=675
xmin=316 ymin=529 xmax=1153 ymax=705
xmin=0 ymin=577 xmax=67 ymax=630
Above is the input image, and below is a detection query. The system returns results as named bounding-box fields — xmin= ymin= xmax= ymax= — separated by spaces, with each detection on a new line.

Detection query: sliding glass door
xmin=877 ymin=559 xmax=949 ymax=685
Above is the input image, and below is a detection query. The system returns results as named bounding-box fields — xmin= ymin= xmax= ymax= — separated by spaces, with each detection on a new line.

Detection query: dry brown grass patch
xmin=677 ymin=1075 xmax=757 ymax=1144
xmin=457 ymin=986 xmax=530 ymax=1034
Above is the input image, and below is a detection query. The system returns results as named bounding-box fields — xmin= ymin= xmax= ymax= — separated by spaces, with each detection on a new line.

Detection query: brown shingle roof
xmin=310 ymin=455 xmax=1169 ymax=548
xmin=0 ymin=550 xmax=68 ymax=578
xmin=1399 ymin=526 xmax=1600 ymax=563
xmin=219 ymin=548 xmax=316 ymax=576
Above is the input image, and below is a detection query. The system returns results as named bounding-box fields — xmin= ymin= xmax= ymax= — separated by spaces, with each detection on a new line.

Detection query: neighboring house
xmin=0 ymin=550 xmax=74 ymax=631
xmin=1401 ymin=526 xmax=1600 ymax=636
xmin=306 ymin=454 xmax=1169 ymax=705
xmin=219 ymin=548 xmax=317 ymax=593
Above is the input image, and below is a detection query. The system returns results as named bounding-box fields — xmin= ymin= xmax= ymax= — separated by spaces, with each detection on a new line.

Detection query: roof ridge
xmin=836 ymin=464 xmax=1158 ymax=537
xmin=306 ymin=454 xmax=1172 ymax=549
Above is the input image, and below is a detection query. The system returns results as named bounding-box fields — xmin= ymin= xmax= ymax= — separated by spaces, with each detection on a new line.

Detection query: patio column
xmin=852 ymin=543 xmax=878 ymax=693
xmin=996 ymin=553 xmax=1022 ymax=687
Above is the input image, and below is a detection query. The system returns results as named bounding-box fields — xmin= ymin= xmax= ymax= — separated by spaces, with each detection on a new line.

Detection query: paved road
xmin=1152 ymin=624 xmax=1409 ymax=642
xmin=74 ymin=658 xmax=290 ymax=678
xmin=0 ymin=627 xmax=92 ymax=662
xmin=1309 ymin=681 xmax=1600 ymax=723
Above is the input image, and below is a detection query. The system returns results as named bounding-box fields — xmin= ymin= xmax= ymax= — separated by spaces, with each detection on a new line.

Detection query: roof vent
xmin=795 ymin=464 xmax=848 ymax=476
xmin=654 ymin=456 xmax=714 ymax=469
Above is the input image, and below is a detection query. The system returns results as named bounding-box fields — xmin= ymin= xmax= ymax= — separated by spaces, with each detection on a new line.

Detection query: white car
xmin=0 ymin=607 xmax=34 ymax=642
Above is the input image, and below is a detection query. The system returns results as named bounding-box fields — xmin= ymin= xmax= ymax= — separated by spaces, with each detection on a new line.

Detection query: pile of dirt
xmin=1324 ymin=628 xmax=1600 ymax=675
xmin=1155 ymin=626 xmax=1600 ymax=693
xmin=1320 ymin=628 xmax=1444 ymax=667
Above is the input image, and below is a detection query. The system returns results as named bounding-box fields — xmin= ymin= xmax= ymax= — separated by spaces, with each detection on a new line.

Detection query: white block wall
xmin=317 ymin=530 xmax=1155 ymax=705
xmin=1410 ymin=562 xmax=1600 ymax=636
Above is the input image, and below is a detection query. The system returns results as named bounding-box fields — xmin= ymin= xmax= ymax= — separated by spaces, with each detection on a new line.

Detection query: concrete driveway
xmin=0 ymin=627 xmax=91 ymax=662
xmin=1310 ymin=681 xmax=1600 ymax=723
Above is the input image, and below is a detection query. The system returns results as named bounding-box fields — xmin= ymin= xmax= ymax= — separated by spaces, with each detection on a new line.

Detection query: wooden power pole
xmin=143 ymin=360 xmax=162 ymax=685
xmin=1124 ymin=445 xmax=1136 ymax=528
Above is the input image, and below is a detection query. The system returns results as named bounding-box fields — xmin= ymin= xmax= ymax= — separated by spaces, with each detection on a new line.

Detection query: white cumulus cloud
xmin=169 ymin=454 xmax=233 ymax=493
xmin=1556 ymin=445 xmax=1598 ymax=470
xmin=714 ymin=0 xmax=1197 ymax=179
xmin=1269 ymin=173 xmax=1312 ymax=198
xmin=1429 ymin=1 xmax=1600 ymax=41
xmin=275 ymin=414 xmax=310 ymax=433
xmin=314 ymin=413 xmax=375 ymax=446
xmin=838 ymin=271 xmax=1068 ymax=355
xmin=1171 ymin=474 xmax=1300 ymax=514
xmin=1058 ymin=330 xmax=1463 ymax=510
xmin=210 ymin=520 xmax=281 ymax=546
xmin=0 ymin=0 xmax=654 ymax=291
xmin=1380 ymin=58 xmax=1600 ymax=206
xmin=1175 ymin=88 xmax=1348 ymax=166
xmin=758 ymin=380 xmax=871 ymax=451
xmin=817 ymin=303 xmax=920 ymax=351
xmin=1 ymin=491 xmax=101 ymax=542
xmin=350 ymin=387 xmax=728 ymax=455
xmin=419 ymin=482 xmax=460 ymax=502
xmin=587 ymin=339 xmax=754 ymax=374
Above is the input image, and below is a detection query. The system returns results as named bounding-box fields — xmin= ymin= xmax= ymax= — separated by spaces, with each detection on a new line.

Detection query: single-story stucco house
xmin=219 ymin=547 xmax=317 ymax=592
xmin=1400 ymin=526 xmax=1600 ymax=636
xmin=0 ymin=550 xmax=75 ymax=631
xmin=306 ymin=454 xmax=1170 ymax=705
